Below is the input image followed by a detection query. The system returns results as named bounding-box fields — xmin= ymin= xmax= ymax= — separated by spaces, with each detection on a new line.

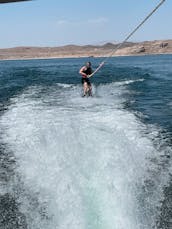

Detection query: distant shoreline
xmin=0 ymin=39 xmax=172 ymax=61
xmin=1 ymin=52 xmax=172 ymax=62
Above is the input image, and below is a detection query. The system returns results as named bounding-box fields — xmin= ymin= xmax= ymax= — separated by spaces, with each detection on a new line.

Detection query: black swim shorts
xmin=82 ymin=78 xmax=91 ymax=85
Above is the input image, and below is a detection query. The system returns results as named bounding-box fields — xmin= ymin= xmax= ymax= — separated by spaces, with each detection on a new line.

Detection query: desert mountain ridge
xmin=0 ymin=40 xmax=172 ymax=60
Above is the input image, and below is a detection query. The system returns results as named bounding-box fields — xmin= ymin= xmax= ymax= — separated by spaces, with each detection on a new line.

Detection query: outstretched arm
xmin=88 ymin=62 xmax=104 ymax=78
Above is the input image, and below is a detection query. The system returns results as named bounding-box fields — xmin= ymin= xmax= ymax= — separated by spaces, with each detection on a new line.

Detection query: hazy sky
xmin=0 ymin=0 xmax=171 ymax=48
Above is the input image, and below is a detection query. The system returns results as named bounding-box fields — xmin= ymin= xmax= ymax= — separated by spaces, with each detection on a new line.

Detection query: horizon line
xmin=0 ymin=38 xmax=171 ymax=49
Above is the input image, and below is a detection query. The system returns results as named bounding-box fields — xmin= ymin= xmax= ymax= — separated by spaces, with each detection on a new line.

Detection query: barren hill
xmin=0 ymin=40 xmax=172 ymax=60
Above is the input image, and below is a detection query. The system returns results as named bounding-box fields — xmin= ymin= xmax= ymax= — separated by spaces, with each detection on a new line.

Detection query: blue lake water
xmin=0 ymin=55 xmax=172 ymax=229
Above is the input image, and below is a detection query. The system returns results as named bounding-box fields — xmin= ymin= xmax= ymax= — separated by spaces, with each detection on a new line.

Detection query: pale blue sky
xmin=0 ymin=0 xmax=171 ymax=48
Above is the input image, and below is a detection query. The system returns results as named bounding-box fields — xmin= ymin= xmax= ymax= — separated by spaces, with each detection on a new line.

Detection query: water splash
xmin=0 ymin=82 xmax=171 ymax=229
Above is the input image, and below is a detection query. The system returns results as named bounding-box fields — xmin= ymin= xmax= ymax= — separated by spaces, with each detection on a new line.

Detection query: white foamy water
xmin=0 ymin=82 xmax=171 ymax=229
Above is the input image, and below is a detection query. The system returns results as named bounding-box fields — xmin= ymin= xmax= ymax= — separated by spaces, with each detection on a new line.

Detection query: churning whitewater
xmin=0 ymin=78 xmax=171 ymax=229
xmin=0 ymin=55 xmax=172 ymax=229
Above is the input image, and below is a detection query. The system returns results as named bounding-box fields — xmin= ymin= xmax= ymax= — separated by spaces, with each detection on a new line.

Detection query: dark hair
xmin=86 ymin=61 xmax=91 ymax=66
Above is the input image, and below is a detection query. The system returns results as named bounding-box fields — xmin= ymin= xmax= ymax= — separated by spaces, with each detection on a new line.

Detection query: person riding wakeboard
xmin=79 ymin=62 xmax=93 ymax=97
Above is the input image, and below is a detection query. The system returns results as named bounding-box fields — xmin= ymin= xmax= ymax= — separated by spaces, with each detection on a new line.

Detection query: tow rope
xmin=88 ymin=0 xmax=166 ymax=78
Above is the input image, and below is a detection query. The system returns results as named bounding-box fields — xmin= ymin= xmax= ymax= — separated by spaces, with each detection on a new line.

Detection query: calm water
xmin=0 ymin=55 xmax=172 ymax=229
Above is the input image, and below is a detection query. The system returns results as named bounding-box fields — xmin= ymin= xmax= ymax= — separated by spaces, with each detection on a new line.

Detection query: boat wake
xmin=0 ymin=81 xmax=171 ymax=229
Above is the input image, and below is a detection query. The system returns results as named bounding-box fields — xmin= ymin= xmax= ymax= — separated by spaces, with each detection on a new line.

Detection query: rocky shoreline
xmin=0 ymin=39 xmax=172 ymax=60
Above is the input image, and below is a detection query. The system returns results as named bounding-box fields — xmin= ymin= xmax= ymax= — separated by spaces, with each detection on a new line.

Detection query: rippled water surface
xmin=0 ymin=55 xmax=172 ymax=229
